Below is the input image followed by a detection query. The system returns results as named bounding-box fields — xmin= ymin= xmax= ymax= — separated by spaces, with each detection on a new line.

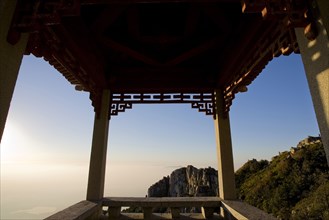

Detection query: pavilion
xmin=1 ymin=0 xmax=328 ymax=219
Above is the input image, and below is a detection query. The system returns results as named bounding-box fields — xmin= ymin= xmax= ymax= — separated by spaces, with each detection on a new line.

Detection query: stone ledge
xmin=45 ymin=200 xmax=99 ymax=220
xmin=103 ymin=197 xmax=221 ymax=220
xmin=103 ymin=197 xmax=222 ymax=208
xmin=100 ymin=213 xmax=222 ymax=219
xmin=221 ymin=200 xmax=277 ymax=220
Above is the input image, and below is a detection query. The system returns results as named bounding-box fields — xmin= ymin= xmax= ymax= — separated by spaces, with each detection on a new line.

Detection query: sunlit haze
xmin=1 ymin=54 xmax=319 ymax=219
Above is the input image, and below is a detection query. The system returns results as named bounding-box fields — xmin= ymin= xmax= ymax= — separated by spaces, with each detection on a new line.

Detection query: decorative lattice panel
xmin=110 ymin=93 xmax=216 ymax=118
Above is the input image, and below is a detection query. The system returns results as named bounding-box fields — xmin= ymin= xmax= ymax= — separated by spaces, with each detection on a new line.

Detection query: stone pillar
xmin=0 ymin=0 xmax=29 ymax=142
xmin=295 ymin=19 xmax=329 ymax=165
xmin=214 ymin=89 xmax=236 ymax=200
xmin=108 ymin=207 xmax=121 ymax=220
xmin=87 ymin=90 xmax=111 ymax=201
xmin=143 ymin=207 xmax=153 ymax=220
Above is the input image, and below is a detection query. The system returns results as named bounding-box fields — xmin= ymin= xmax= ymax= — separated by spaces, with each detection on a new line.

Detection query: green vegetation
xmin=235 ymin=141 xmax=329 ymax=219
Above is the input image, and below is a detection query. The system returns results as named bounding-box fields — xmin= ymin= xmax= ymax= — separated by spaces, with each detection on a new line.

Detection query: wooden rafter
xmin=217 ymin=16 xmax=264 ymax=86
xmin=100 ymin=36 xmax=221 ymax=67
xmin=164 ymin=37 xmax=221 ymax=66
xmin=53 ymin=23 xmax=107 ymax=88
xmin=91 ymin=6 xmax=127 ymax=34
xmin=99 ymin=37 xmax=163 ymax=66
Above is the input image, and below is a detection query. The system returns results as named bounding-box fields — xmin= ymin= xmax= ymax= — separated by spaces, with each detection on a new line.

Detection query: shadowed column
xmin=295 ymin=17 xmax=329 ymax=166
xmin=214 ymin=89 xmax=236 ymax=200
xmin=87 ymin=89 xmax=111 ymax=202
xmin=0 ymin=0 xmax=29 ymax=142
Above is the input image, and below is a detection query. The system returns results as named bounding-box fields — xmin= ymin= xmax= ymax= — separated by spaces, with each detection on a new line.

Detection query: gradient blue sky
xmin=1 ymin=53 xmax=319 ymax=219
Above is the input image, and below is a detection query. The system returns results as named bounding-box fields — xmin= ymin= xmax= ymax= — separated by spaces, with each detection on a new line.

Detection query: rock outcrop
xmin=148 ymin=165 xmax=218 ymax=198
xmin=296 ymin=135 xmax=321 ymax=148
xmin=148 ymin=176 xmax=170 ymax=197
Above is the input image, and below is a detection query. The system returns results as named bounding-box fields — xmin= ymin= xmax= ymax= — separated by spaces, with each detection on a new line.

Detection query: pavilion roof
xmin=9 ymin=0 xmax=314 ymax=115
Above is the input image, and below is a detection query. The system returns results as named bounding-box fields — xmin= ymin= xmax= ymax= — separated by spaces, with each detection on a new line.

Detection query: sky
xmin=0 ymin=53 xmax=320 ymax=219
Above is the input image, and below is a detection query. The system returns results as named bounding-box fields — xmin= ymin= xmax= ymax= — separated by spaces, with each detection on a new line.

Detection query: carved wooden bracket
xmin=241 ymin=0 xmax=318 ymax=40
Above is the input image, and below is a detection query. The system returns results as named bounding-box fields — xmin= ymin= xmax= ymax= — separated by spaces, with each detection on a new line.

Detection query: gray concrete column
xmin=295 ymin=20 xmax=329 ymax=165
xmin=87 ymin=90 xmax=111 ymax=201
xmin=0 ymin=0 xmax=29 ymax=142
xmin=214 ymin=90 xmax=236 ymax=200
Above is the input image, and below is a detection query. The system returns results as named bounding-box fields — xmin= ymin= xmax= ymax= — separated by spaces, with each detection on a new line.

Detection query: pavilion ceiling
xmin=8 ymin=0 xmax=316 ymax=115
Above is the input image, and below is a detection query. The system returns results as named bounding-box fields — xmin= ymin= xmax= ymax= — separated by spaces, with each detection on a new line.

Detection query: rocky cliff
xmin=148 ymin=165 xmax=218 ymax=198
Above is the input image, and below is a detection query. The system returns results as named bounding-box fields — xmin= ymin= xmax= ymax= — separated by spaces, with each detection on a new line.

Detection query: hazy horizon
xmin=0 ymin=53 xmax=320 ymax=219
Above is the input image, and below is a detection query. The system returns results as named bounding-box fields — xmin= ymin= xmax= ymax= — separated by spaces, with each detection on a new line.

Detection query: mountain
xmin=146 ymin=166 xmax=218 ymax=213
xmin=236 ymin=136 xmax=329 ymax=219
xmin=148 ymin=165 xmax=218 ymax=198
xmin=147 ymin=136 xmax=329 ymax=219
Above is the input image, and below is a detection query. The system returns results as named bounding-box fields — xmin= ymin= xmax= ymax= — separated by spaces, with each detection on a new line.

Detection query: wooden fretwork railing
xmin=45 ymin=197 xmax=277 ymax=220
